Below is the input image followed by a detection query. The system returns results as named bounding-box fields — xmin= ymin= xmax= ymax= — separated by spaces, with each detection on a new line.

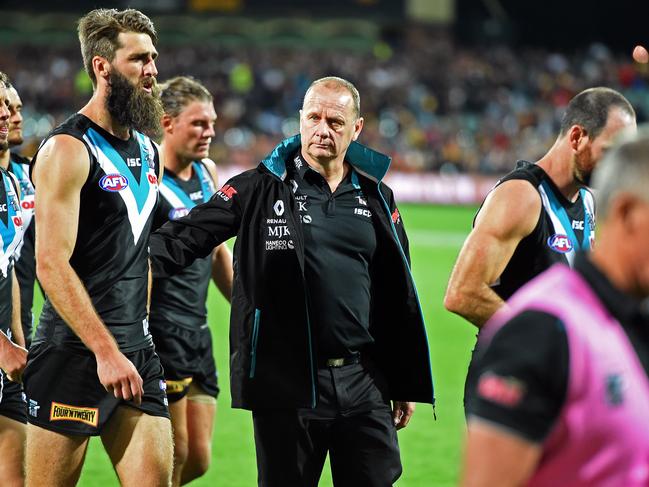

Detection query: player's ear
xmin=93 ymin=56 xmax=111 ymax=84
xmin=569 ymin=124 xmax=589 ymax=153
xmin=161 ymin=113 xmax=173 ymax=134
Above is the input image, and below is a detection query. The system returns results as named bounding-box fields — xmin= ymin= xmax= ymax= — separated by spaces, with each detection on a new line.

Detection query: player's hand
xmin=96 ymin=348 xmax=144 ymax=406
xmin=0 ymin=340 xmax=27 ymax=383
xmin=392 ymin=401 xmax=415 ymax=430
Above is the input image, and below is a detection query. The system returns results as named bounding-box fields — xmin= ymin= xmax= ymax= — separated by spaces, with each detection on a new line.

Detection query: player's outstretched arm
xmin=444 ymin=180 xmax=541 ymax=327
xmin=34 ymin=135 xmax=144 ymax=404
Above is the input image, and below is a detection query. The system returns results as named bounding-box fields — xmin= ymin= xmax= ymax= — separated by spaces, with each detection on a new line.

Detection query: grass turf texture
xmin=32 ymin=204 xmax=478 ymax=486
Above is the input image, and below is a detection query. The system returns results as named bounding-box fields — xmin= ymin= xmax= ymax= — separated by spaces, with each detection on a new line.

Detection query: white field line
xmin=408 ymin=229 xmax=468 ymax=248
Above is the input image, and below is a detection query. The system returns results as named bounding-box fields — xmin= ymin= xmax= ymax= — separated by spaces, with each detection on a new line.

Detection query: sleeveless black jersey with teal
xmin=150 ymin=161 xmax=216 ymax=329
xmin=31 ymin=114 xmax=160 ymax=353
xmin=9 ymin=153 xmax=36 ymax=344
xmin=480 ymin=161 xmax=595 ymax=300
xmin=0 ymin=167 xmax=24 ymax=337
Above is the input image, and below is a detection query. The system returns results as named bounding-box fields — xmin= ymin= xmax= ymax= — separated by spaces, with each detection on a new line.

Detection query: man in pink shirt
xmin=461 ymin=131 xmax=649 ymax=487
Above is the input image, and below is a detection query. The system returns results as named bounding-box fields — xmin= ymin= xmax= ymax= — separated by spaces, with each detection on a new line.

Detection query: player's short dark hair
xmin=78 ymin=8 xmax=157 ymax=86
xmin=559 ymin=87 xmax=635 ymax=140
xmin=160 ymin=76 xmax=213 ymax=117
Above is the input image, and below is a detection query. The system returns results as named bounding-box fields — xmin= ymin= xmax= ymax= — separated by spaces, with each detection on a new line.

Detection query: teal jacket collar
xmin=260 ymin=135 xmax=392 ymax=183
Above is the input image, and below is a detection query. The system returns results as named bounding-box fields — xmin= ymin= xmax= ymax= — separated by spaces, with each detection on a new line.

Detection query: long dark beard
xmin=106 ymin=69 xmax=163 ymax=137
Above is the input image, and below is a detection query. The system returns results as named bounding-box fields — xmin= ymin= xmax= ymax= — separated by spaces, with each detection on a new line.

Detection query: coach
xmin=150 ymin=76 xmax=434 ymax=486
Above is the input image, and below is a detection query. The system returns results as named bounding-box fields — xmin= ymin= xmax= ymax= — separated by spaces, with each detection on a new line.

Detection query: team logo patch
xmin=169 ymin=207 xmax=190 ymax=220
xmin=547 ymin=234 xmax=573 ymax=253
xmin=12 ymin=216 xmax=23 ymax=227
xmin=99 ymin=174 xmax=129 ymax=192
xmin=50 ymin=402 xmax=99 ymax=427
xmin=477 ymin=372 xmax=525 ymax=408
xmin=217 ymin=184 xmax=237 ymax=201
xmin=391 ymin=208 xmax=401 ymax=224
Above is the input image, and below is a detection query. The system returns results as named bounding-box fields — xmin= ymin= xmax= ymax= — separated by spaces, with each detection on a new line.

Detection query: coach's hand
xmin=0 ymin=338 xmax=27 ymax=383
xmin=392 ymin=401 xmax=415 ymax=430
xmin=96 ymin=348 xmax=144 ymax=406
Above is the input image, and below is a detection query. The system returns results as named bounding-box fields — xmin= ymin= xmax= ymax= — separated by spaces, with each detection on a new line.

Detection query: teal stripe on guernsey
xmin=541 ymin=181 xmax=586 ymax=251
xmin=0 ymin=174 xmax=17 ymax=254
xmin=193 ymin=162 xmax=214 ymax=203
xmin=579 ymin=188 xmax=592 ymax=250
xmin=9 ymin=161 xmax=24 ymax=180
xmin=162 ymin=176 xmax=196 ymax=209
xmin=85 ymin=128 xmax=151 ymax=213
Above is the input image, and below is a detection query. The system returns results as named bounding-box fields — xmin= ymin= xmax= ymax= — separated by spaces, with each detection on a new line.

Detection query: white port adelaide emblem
xmin=273 ymin=200 xmax=285 ymax=216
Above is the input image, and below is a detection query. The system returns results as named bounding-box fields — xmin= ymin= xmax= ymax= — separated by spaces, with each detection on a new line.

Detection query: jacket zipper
xmin=249 ymin=308 xmax=261 ymax=378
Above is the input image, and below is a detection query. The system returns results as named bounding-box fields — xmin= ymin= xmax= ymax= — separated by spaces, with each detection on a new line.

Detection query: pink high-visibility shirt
xmin=482 ymin=264 xmax=649 ymax=487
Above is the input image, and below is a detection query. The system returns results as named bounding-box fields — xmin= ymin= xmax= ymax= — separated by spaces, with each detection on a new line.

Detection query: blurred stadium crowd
xmin=2 ymin=26 xmax=648 ymax=175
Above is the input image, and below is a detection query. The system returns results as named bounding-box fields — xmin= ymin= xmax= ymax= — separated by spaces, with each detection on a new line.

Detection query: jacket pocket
xmin=249 ymin=308 xmax=261 ymax=378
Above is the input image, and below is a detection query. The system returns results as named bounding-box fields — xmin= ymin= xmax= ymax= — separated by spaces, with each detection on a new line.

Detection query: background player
xmin=443 ymin=88 xmax=636 ymax=408
xmin=0 ymin=70 xmax=28 ymax=487
xmin=0 ymin=82 xmax=37 ymax=348
xmin=22 ymin=9 xmax=172 ymax=486
xmin=462 ymin=130 xmax=649 ymax=487
xmin=152 ymin=75 xmax=233 ymax=486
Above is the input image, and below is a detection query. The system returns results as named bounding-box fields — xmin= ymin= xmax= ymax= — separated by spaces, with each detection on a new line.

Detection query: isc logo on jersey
xmin=547 ymin=234 xmax=573 ymax=253
xmin=169 ymin=208 xmax=190 ymax=220
xmin=99 ymin=174 xmax=129 ymax=192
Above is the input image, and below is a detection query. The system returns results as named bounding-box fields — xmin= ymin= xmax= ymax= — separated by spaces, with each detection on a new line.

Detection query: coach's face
xmin=574 ymin=107 xmax=636 ymax=185
xmin=0 ymin=85 xmax=10 ymax=151
xmin=163 ymin=100 xmax=217 ymax=161
xmin=300 ymin=85 xmax=363 ymax=164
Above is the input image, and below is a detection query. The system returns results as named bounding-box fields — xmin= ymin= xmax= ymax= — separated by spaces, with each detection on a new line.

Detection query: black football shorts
xmin=0 ymin=370 xmax=27 ymax=424
xmin=150 ymin=322 xmax=219 ymax=403
xmin=23 ymin=343 xmax=169 ymax=436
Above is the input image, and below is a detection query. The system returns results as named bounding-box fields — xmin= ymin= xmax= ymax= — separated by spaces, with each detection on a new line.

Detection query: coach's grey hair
xmin=591 ymin=129 xmax=649 ymax=217
xmin=303 ymin=76 xmax=361 ymax=119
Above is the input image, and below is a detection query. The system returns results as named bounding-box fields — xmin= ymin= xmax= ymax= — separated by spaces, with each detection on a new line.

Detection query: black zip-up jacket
xmin=150 ymin=135 xmax=435 ymax=410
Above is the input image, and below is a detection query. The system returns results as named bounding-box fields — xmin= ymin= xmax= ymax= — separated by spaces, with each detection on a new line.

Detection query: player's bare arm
xmin=461 ymin=419 xmax=541 ymax=487
xmin=34 ymin=134 xmax=144 ymax=404
xmin=10 ymin=268 xmax=25 ymax=348
xmin=204 ymin=158 xmax=233 ymax=301
xmin=444 ymin=180 xmax=541 ymax=327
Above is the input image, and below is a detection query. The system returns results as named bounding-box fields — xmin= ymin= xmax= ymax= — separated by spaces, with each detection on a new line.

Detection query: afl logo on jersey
xmin=168 ymin=208 xmax=190 ymax=220
xmin=547 ymin=234 xmax=573 ymax=253
xmin=99 ymin=174 xmax=129 ymax=192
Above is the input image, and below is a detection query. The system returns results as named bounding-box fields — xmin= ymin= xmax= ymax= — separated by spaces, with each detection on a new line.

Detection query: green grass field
xmin=33 ymin=204 xmax=478 ymax=486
